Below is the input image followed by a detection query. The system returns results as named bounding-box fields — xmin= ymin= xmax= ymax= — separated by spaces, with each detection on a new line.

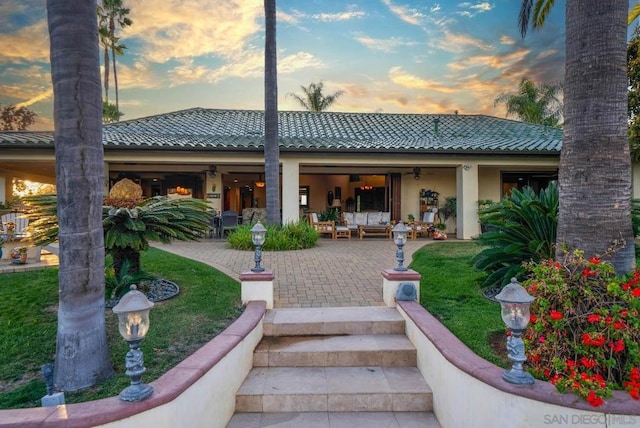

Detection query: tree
xmin=264 ymin=0 xmax=280 ymax=225
xmin=102 ymin=100 xmax=123 ymax=124
xmin=97 ymin=0 xmax=132 ymax=121
xmin=494 ymin=78 xmax=562 ymax=127
xmin=46 ymin=0 xmax=113 ymax=390
xmin=0 ymin=105 xmax=37 ymax=130
xmin=288 ymin=82 xmax=345 ymax=112
xmin=520 ymin=1 xmax=635 ymax=275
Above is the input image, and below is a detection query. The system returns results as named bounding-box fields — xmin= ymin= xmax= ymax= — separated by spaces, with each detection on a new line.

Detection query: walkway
xmin=1 ymin=237 xmax=435 ymax=308
xmin=154 ymin=237 xmax=433 ymax=308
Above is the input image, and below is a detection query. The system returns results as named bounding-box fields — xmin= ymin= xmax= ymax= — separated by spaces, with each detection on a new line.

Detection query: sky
xmin=0 ymin=0 xmax=568 ymax=131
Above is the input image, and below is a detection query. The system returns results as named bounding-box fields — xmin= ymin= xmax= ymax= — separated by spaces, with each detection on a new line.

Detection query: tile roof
xmin=0 ymin=108 xmax=562 ymax=154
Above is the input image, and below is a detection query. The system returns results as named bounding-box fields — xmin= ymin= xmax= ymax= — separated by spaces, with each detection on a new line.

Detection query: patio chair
xmin=308 ymin=213 xmax=337 ymax=239
xmin=220 ymin=210 xmax=239 ymax=237
xmin=414 ymin=210 xmax=436 ymax=238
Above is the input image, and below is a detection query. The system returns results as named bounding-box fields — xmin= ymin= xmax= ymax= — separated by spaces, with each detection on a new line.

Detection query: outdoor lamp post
xmin=251 ymin=221 xmax=267 ymax=272
xmin=494 ymin=278 xmax=535 ymax=385
xmin=112 ymin=285 xmax=155 ymax=402
xmin=392 ymin=221 xmax=409 ymax=271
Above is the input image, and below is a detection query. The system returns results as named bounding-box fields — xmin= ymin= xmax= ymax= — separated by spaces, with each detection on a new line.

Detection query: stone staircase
xmin=227 ymin=307 xmax=441 ymax=427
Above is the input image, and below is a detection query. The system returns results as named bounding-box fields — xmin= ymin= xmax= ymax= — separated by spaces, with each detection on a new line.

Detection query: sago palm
xmin=472 ymin=181 xmax=558 ymax=291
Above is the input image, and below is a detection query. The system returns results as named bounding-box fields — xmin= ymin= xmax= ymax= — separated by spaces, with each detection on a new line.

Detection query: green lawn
xmin=410 ymin=241 xmax=507 ymax=366
xmin=0 ymin=247 xmax=242 ymax=409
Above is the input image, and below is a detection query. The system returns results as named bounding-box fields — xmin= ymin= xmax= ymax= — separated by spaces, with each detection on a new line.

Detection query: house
xmin=0 ymin=108 xmax=571 ymax=238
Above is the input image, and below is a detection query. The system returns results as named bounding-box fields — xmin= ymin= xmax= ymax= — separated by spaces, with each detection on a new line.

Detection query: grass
xmin=0 ymin=247 xmax=242 ymax=409
xmin=410 ymin=241 xmax=507 ymax=366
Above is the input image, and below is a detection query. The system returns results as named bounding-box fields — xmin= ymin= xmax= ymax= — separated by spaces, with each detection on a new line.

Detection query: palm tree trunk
xmin=103 ymin=46 xmax=109 ymax=103
xmin=110 ymin=28 xmax=120 ymax=121
xmin=47 ymin=0 xmax=113 ymax=390
xmin=559 ymin=0 xmax=635 ymax=274
xmin=264 ymin=0 xmax=280 ymax=225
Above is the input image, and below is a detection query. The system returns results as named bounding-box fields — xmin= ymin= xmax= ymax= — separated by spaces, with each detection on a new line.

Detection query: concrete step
xmin=254 ymin=335 xmax=417 ymax=367
xmin=227 ymin=411 xmax=441 ymax=427
xmin=263 ymin=307 xmax=405 ymax=337
xmin=235 ymin=366 xmax=433 ymax=413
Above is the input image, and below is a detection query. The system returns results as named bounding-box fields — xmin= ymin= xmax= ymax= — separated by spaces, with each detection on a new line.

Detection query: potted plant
xmin=407 ymin=214 xmax=415 ymax=223
xmin=10 ymin=246 xmax=28 ymax=264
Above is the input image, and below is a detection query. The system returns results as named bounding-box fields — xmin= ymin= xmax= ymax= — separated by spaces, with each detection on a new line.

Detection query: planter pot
xmin=11 ymin=252 xmax=27 ymax=264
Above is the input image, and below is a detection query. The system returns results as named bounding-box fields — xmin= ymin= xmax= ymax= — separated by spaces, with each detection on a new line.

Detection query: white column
xmin=0 ymin=176 xmax=6 ymax=205
xmin=281 ymin=159 xmax=300 ymax=224
xmin=457 ymin=163 xmax=480 ymax=239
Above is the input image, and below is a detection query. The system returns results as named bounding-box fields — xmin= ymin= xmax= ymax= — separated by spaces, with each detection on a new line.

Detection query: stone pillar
xmin=239 ymin=270 xmax=274 ymax=309
xmin=381 ymin=269 xmax=421 ymax=307
xmin=456 ymin=163 xmax=480 ymax=239
xmin=281 ymin=159 xmax=300 ymax=225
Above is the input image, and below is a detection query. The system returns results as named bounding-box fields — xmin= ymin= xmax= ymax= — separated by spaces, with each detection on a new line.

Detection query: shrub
xmin=227 ymin=221 xmax=318 ymax=251
xmin=472 ymin=181 xmax=558 ymax=290
xmin=522 ymin=250 xmax=640 ymax=407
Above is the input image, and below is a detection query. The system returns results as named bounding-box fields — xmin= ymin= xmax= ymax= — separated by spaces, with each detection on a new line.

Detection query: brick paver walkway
xmin=154 ymin=238 xmax=434 ymax=308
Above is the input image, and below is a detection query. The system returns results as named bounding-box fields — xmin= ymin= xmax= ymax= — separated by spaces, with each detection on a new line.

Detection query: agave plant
xmin=472 ymin=181 xmax=558 ymax=291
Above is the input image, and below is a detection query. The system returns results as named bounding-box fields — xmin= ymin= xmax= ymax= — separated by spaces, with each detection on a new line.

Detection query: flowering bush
xmin=522 ymin=250 xmax=640 ymax=407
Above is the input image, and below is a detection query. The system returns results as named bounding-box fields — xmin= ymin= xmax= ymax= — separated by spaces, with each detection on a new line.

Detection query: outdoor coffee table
xmin=357 ymin=224 xmax=392 ymax=239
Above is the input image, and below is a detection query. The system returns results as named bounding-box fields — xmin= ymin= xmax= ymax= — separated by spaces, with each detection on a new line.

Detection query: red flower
xmin=630 ymin=367 xmax=640 ymax=382
xmin=630 ymin=388 xmax=640 ymax=400
xmin=620 ymin=309 xmax=629 ymax=317
xmin=582 ymin=333 xmax=592 ymax=345
xmin=609 ymin=339 xmax=625 ymax=353
xmin=632 ymin=288 xmax=640 ymax=297
xmin=623 ymin=282 xmax=632 ymax=291
xmin=605 ymin=316 xmax=612 ymax=326
xmin=614 ymin=320 xmax=625 ymax=330
xmin=529 ymin=314 xmax=537 ymax=323
xmin=532 ymin=354 xmax=540 ymax=362
xmin=582 ymin=268 xmax=597 ymax=278
xmin=539 ymin=336 xmax=546 ymax=343
xmin=543 ymin=368 xmax=551 ymax=378
xmin=587 ymin=314 xmax=601 ymax=323
xmin=586 ymin=390 xmax=604 ymax=407
xmin=550 ymin=310 xmax=563 ymax=320
xmin=566 ymin=360 xmax=576 ymax=369
xmin=550 ymin=374 xmax=562 ymax=385
xmin=591 ymin=335 xmax=605 ymax=347
xmin=589 ymin=256 xmax=601 ymax=265
xmin=581 ymin=357 xmax=597 ymax=369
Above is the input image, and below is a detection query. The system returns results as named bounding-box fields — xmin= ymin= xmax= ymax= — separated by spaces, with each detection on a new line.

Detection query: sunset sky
xmin=0 ymin=0 xmax=568 ymax=131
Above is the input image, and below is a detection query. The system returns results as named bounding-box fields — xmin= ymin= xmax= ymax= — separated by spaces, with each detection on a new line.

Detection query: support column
xmin=456 ymin=163 xmax=480 ymax=239
xmin=281 ymin=159 xmax=299 ymax=225
xmin=0 ymin=176 xmax=6 ymax=206
xmin=239 ymin=270 xmax=274 ymax=309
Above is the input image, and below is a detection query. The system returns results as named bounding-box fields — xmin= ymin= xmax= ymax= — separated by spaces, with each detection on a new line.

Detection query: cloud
xmin=389 ymin=67 xmax=458 ymax=94
xmin=14 ymin=88 xmax=53 ymax=108
xmin=536 ymin=49 xmax=558 ymax=60
xmin=169 ymin=51 xmax=323 ymax=86
xmin=126 ymin=0 xmax=264 ymax=63
xmin=382 ymin=0 xmax=425 ymax=26
xmin=0 ymin=19 xmax=49 ymax=62
xmin=448 ymin=48 xmax=530 ymax=72
xmin=500 ymin=35 xmax=516 ymax=45
xmin=430 ymin=4 xmax=442 ymax=13
xmin=311 ymin=9 xmax=366 ymax=22
xmin=432 ymin=30 xmax=493 ymax=53
xmin=354 ymin=35 xmax=417 ymax=53
xmin=457 ymin=2 xmax=494 ymax=18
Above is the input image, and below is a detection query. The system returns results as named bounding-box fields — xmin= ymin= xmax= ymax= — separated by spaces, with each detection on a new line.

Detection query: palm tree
xmin=494 ymin=78 xmax=562 ymax=127
xmin=46 ymin=0 xmax=113 ymax=390
xmin=102 ymin=100 xmax=123 ymax=124
xmin=97 ymin=0 xmax=132 ymax=121
xmin=264 ymin=0 xmax=280 ymax=225
xmin=288 ymin=82 xmax=345 ymax=112
xmin=520 ymin=0 xmax=635 ymax=275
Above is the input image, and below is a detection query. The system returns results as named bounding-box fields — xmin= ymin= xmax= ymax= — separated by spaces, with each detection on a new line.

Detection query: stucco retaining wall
xmin=0 ymin=300 xmax=266 ymax=428
xmin=396 ymin=300 xmax=640 ymax=428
